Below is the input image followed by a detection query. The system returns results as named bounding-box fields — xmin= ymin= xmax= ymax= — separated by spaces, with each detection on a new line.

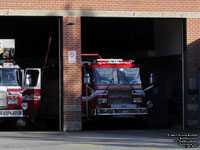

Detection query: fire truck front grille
xmin=108 ymin=90 xmax=132 ymax=105
xmin=0 ymin=91 xmax=7 ymax=109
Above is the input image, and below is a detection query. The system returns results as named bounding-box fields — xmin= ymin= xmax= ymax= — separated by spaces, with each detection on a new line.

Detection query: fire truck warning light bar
xmin=96 ymin=59 xmax=134 ymax=64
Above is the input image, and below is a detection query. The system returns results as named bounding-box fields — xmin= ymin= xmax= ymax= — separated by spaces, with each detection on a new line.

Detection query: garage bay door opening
xmin=0 ymin=16 xmax=62 ymax=131
xmin=82 ymin=17 xmax=186 ymax=129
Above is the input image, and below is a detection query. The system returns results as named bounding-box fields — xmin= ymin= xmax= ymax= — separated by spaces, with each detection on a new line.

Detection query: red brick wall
xmin=186 ymin=18 xmax=200 ymax=124
xmin=1 ymin=0 xmax=200 ymax=12
xmin=63 ymin=17 xmax=82 ymax=131
xmin=1 ymin=0 xmax=200 ymax=129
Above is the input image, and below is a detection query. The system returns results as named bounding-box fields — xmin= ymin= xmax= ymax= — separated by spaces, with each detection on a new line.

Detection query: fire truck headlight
xmin=98 ymin=98 xmax=107 ymax=104
xmin=146 ymin=100 xmax=153 ymax=108
xmin=21 ymin=103 xmax=28 ymax=110
xmin=133 ymin=98 xmax=142 ymax=103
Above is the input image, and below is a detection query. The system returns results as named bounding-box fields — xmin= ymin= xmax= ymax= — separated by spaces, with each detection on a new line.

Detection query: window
xmin=93 ymin=68 xmax=118 ymax=85
xmin=26 ymin=70 xmax=39 ymax=86
xmin=118 ymin=68 xmax=141 ymax=85
xmin=0 ymin=69 xmax=20 ymax=86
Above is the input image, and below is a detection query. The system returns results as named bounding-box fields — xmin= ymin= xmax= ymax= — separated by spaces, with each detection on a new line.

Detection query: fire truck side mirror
xmin=149 ymin=73 xmax=155 ymax=85
xmin=84 ymin=73 xmax=91 ymax=84
xmin=25 ymin=74 xmax=32 ymax=87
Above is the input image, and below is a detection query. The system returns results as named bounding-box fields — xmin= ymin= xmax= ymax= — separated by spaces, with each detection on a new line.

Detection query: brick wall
xmin=58 ymin=2 xmax=200 ymax=129
xmin=186 ymin=18 xmax=200 ymax=125
xmin=1 ymin=0 xmax=200 ymax=12
xmin=1 ymin=0 xmax=200 ymax=130
xmin=63 ymin=17 xmax=82 ymax=131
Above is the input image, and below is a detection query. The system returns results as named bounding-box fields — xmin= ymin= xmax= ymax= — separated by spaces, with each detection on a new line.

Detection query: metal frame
xmin=96 ymin=107 xmax=148 ymax=116
xmin=181 ymin=19 xmax=186 ymax=130
xmin=0 ymin=109 xmax=24 ymax=117
xmin=198 ymin=69 xmax=200 ymax=125
xmin=58 ymin=17 xmax=63 ymax=132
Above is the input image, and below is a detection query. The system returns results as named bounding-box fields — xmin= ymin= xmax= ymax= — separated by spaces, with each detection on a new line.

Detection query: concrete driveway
xmin=0 ymin=129 xmax=199 ymax=150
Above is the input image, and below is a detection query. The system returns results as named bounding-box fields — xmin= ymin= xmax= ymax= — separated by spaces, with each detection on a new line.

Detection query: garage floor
xmin=0 ymin=130 xmax=198 ymax=150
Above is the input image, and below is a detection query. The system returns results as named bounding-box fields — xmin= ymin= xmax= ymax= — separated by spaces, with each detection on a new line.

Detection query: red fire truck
xmin=0 ymin=39 xmax=41 ymax=127
xmin=82 ymin=53 xmax=154 ymax=120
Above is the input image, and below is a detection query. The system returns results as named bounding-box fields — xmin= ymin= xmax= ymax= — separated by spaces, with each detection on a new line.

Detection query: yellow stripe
xmin=69 ymin=144 xmax=102 ymax=147
xmin=141 ymin=148 xmax=160 ymax=150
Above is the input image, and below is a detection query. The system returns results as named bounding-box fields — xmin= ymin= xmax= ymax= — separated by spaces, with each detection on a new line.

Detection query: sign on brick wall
xmin=68 ymin=50 xmax=76 ymax=63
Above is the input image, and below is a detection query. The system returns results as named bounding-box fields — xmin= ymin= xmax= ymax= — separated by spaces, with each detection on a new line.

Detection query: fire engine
xmin=82 ymin=53 xmax=154 ymax=120
xmin=0 ymin=39 xmax=41 ymax=127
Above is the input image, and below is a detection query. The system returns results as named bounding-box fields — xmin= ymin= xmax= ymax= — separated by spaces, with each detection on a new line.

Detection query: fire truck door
xmin=23 ymin=68 xmax=41 ymax=118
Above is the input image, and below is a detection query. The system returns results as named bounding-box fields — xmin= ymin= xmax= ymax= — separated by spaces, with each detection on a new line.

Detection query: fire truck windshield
xmin=0 ymin=69 xmax=20 ymax=86
xmin=118 ymin=68 xmax=141 ymax=85
xmin=93 ymin=68 xmax=118 ymax=85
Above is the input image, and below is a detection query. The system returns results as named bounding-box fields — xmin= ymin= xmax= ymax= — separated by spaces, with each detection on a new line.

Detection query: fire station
xmin=0 ymin=1 xmax=199 ymax=132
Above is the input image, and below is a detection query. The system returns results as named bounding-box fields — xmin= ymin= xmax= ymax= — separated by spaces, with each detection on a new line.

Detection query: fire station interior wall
xmin=82 ymin=17 xmax=184 ymax=129
xmin=154 ymin=19 xmax=182 ymax=56
xmin=0 ymin=17 xmax=60 ymax=130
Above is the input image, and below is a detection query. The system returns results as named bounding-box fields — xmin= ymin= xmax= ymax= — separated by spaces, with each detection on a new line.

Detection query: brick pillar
xmin=186 ymin=18 xmax=200 ymax=126
xmin=62 ymin=17 xmax=82 ymax=131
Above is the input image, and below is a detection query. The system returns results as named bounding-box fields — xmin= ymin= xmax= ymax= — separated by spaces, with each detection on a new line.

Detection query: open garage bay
xmin=82 ymin=17 xmax=186 ymax=129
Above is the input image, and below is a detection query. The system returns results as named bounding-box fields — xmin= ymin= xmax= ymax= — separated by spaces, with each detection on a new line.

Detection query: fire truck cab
xmin=0 ymin=39 xmax=41 ymax=127
xmin=82 ymin=54 xmax=154 ymax=120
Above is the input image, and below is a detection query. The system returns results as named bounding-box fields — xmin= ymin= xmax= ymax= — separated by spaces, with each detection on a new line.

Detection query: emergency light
xmin=3 ymin=62 xmax=13 ymax=67
xmin=96 ymin=59 xmax=134 ymax=65
xmin=0 ymin=60 xmax=15 ymax=67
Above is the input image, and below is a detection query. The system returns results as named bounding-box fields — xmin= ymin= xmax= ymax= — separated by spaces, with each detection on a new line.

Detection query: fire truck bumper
xmin=95 ymin=108 xmax=148 ymax=116
xmin=0 ymin=110 xmax=25 ymax=117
